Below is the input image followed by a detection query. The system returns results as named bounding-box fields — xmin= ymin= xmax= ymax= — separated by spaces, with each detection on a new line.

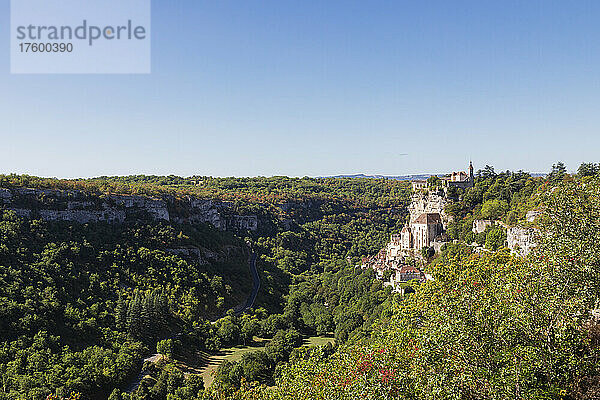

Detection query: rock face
xmin=408 ymin=191 xmax=449 ymax=225
xmin=111 ymin=195 xmax=170 ymax=221
xmin=233 ymin=215 xmax=258 ymax=231
xmin=507 ymin=226 xmax=538 ymax=256
xmin=166 ymin=244 xmax=245 ymax=265
xmin=526 ymin=210 xmax=542 ymax=222
xmin=38 ymin=208 xmax=127 ymax=224
xmin=0 ymin=189 xmax=12 ymax=201
xmin=0 ymin=188 xmax=258 ymax=232
xmin=472 ymin=219 xmax=495 ymax=234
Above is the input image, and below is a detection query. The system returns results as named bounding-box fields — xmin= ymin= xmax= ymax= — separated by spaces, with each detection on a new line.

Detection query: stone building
xmin=385 ymin=264 xmax=429 ymax=294
xmin=403 ymin=213 xmax=444 ymax=251
xmin=400 ymin=226 xmax=412 ymax=249
xmin=410 ymin=162 xmax=475 ymax=193
xmin=445 ymin=161 xmax=475 ymax=189
xmin=393 ymin=264 xmax=425 ymax=283
xmin=386 ymin=234 xmax=403 ymax=262
xmin=507 ymin=226 xmax=539 ymax=256
xmin=411 ymin=180 xmax=428 ymax=191
xmin=400 ymin=212 xmax=445 ymax=252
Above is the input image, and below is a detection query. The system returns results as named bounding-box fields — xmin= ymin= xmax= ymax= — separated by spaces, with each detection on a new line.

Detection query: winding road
xmin=234 ymin=252 xmax=260 ymax=315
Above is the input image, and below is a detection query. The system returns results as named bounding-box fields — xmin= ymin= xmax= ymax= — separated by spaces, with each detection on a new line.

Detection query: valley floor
xmin=199 ymin=335 xmax=335 ymax=387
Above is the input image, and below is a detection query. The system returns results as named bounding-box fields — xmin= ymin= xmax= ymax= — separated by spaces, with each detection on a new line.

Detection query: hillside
xmin=0 ymin=198 xmax=253 ymax=399
xmin=208 ymin=166 xmax=600 ymax=400
xmin=2 ymin=165 xmax=600 ymax=400
xmin=0 ymin=174 xmax=411 ymax=400
xmin=246 ymin=174 xmax=600 ymax=400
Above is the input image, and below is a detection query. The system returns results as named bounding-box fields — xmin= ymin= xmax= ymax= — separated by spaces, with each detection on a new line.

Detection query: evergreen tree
xmin=578 ymin=162 xmax=600 ymax=177
xmin=548 ymin=161 xmax=567 ymax=183
xmin=140 ymin=291 xmax=153 ymax=340
xmin=155 ymin=290 xmax=169 ymax=334
xmin=115 ymin=294 xmax=127 ymax=331
xmin=127 ymin=291 xmax=142 ymax=338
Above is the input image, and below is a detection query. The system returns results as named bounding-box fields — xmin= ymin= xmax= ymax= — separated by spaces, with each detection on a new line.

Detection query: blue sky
xmin=1 ymin=0 xmax=599 ymax=178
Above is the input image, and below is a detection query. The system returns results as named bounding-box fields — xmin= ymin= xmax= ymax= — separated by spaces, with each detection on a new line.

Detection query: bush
xmin=485 ymin=226 xmax=506 ymax=250
xmin=420 ymin=246 xmax=434 ymax=259
xmin=156 ymin=339 xmax=174 ymax=358
xmin=480 ymin=199 xmax=509 ymax=219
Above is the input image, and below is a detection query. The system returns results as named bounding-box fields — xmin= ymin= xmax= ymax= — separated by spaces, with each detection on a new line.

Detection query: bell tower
xmin=469 ymin=161 xmax=474 ymax=185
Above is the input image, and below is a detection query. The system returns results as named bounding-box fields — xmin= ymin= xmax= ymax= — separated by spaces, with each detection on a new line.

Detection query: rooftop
xmin=413 ymin=213 xmax=442 ymax=225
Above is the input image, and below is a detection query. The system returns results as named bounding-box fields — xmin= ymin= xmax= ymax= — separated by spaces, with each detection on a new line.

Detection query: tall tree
xmin=115 ymin=294 xmax=127 ymax=331
xmin=548 ymin=161 xmax=567 ymax=183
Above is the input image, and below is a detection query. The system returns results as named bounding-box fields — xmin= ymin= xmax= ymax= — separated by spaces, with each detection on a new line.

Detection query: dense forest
xmin=2 ymin=163 xmax=600 ymax=399
xmin=0 ymin=174 xmax=410 ymax=399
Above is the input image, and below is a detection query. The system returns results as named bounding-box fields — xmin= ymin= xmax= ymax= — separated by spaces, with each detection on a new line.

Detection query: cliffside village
xmin=361 ymin=162 xmax=539 ymax=293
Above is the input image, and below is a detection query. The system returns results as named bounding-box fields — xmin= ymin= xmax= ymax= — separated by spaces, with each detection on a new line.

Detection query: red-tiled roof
xmin=399 ymin=264 xmax=421 ymax=274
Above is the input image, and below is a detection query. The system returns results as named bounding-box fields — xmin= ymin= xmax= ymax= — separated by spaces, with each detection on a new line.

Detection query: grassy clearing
xmin=198 ymin=337 xmax=270 ymax=387
xmin=303 ymin=335 xmax=335 ymax=347
xmin=196 ymin=335 xmax=335 ymax=387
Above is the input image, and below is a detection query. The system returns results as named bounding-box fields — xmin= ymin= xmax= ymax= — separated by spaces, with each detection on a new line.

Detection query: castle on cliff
xmin=411 ymin=161 xmax=474 ymax=192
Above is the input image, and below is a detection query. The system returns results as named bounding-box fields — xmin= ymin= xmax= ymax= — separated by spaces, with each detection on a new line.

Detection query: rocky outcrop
xmin=38 ymin=209 xmax=126 ymax=224
xmin=0 ymin=189 xmax=12 ymax=201
xmin=166 ymin=245 xmax=241 ymax=265
xmin=233 ymin=215 xmax=258 ymax=231
xmin=110 ymin=195 xmax=170 ymax=221
xmin=526 ymin=210 xmax=542 ymax=223
xmin=507 ymin=226 xmax=539 ymax=256
xmin=472 ymin=219 xmax=495 ymax=234
xmin=408 ymin=191 xmax=449 ymax=225
xmin=0 ymin=187 xmax=258 ymax=232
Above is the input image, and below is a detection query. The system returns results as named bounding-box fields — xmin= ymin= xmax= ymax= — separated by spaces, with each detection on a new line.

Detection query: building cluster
xmin=401 ymin=162 xmax=475 ymax=255
xmin=362 ymin=162 xmax=543 ymax=292
xmin=360 ymin=235 xmax=428 ymax=294
xmin=361 ymin=163 xmax=477 ymax=292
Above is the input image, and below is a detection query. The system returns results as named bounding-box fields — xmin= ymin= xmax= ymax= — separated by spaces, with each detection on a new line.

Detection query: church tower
xmin=469 ymin=161 xmax=474 ymax=186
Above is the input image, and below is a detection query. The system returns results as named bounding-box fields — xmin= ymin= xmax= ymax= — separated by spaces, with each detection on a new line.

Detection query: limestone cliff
xmin=407 ymin=190 xmax=450 ymax=226
xmin=507 ymin=226 xmax=539 ymax=256
xmin=0 ymin=188 xmax=258 ymax=232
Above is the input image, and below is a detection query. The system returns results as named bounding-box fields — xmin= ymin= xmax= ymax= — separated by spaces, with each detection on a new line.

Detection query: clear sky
xmin=1 ymin=1 xmax=599 ymax=178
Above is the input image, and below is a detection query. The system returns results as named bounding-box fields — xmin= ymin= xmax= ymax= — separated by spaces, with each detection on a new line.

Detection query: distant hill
xmin=320 ymin=172 xmax=546 ymax=180
xmin=319 ymin=174 xmax=437 ymax=181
